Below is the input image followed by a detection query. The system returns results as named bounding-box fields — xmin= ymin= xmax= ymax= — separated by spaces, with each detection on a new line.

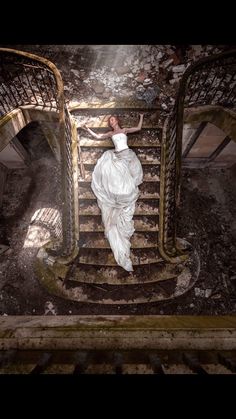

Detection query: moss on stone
xmin=34 ymin=254 xmax=68 ymax=299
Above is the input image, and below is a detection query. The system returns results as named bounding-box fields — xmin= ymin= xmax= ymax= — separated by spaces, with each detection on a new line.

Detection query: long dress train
xmin=91 ymin=133 xmax=143 ymax=271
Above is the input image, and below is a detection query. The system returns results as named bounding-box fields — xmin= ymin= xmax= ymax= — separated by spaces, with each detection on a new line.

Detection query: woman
xmin=82 ymin=114 xmax=144 ymax=272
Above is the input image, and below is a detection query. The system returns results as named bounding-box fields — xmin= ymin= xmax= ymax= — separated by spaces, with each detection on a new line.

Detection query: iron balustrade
xmin=0 ymin=54 xmax=58 ymax=112
xmin=159 ymin=49 xmax=236 ymax=260
xmin=0 ymin=48 xmax=78 ymax=257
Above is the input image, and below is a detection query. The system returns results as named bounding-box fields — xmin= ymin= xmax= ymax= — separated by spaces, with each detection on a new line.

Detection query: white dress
xmin=91 ymin=133 xmax=143 ymax=271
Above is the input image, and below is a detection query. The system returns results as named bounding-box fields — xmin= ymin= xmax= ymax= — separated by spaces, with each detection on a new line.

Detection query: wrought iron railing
xmin=0 ymin=48 xmax=78 ymax=257
xmin=0 ymin=51 xmax=59 ymax=113
xmin=159 ymin=49 xmax=236 ymax=260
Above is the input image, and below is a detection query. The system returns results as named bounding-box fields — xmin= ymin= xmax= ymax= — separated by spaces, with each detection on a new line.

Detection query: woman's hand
xmin=125 ymin=113 xmax=144 ymax=133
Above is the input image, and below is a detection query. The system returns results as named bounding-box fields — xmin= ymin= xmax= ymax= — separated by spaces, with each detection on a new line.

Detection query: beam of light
xmin=23 ymin=207 xmax=61 ymax=249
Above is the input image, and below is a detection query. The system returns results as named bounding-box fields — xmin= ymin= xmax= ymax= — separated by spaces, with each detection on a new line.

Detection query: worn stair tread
xmin=78 ymin=130 xmax=161 ymax=148
xmin=67 ymin=261 xmax=181 ymax=286
xmin=81 ymin=148 xmax=160 ymax=165
xmin=78 ymin=182 xmax=160 ymax=199
xmin=79 ymin=137 xmax=161 ymax=148
xmin=78 ymin=231 xmax=158 ymax=249
xmin=55 ymin=245 xmax=199 ymax=302
xmin=79 ymin=199 xmax=159 ymax=215
xmin=77 ymin=247 xmax=162 ymax=266
xmin=79 ymin=193 xmax=159 ymax=200
xmin=71 ymin=112 xmax=160 ymax=129
xmin=78 ymin=193 xmax=160 ymax=200
xmin=79 ymin=215 xmax=159 ymax=232
xmin=78 ymin=164 xmax=160 ymax=182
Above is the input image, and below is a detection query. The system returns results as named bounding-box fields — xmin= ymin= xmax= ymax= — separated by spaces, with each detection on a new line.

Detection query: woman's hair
xmin=108 ymin=115 xmax=122 ymax=129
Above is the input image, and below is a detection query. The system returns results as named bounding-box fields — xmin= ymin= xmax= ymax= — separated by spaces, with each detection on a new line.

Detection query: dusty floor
xmin=0 ymin=155 xmax=235 ymax=316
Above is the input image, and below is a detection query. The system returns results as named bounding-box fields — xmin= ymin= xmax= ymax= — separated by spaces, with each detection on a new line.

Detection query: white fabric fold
xmin=91 ymin=147 xmax=143 ymax=271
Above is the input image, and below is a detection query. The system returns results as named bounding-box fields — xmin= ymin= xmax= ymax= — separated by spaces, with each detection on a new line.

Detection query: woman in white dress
xmin=82 ymin=114 xmax=144 ymax=272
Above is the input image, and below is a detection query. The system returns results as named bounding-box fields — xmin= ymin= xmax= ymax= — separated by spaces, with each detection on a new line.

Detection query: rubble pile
xmin=58 ymin=44 xmax=228 ymax=110
xmin=10 ymin=44 xmax=228 ymax=109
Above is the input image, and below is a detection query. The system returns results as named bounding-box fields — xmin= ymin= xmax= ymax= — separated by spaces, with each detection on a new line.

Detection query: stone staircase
xmin=36 ymin=107 xmax=196 ymax=304
xmin=76 ymin=111 xmax=160 ymax=265
xmin=50 ymin=107 xmax=197 ymax=304
xmin=33 ymin=106 xmax=199 ymax=304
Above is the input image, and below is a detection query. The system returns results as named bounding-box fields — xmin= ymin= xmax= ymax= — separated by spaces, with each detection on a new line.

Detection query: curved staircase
xmin=58 ymin=106 xmax=199 ymax=304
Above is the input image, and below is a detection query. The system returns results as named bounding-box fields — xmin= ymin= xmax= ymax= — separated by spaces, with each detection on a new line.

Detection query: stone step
xmin=72 ymin=111 xmax=160 ymax=129
xmin=79 ymin=199 xmax=159 ymax=216
xmin=81 ymin=147 xmax=160 ymax=165
xmin=79 ymin=215 xmax=159 ymax=232
xmin=78 ymin=182 xmax=160 ymax=199
xmin=67 ymin=260 xmax=181 ymax=286
xmin=78 ymin=231 xmax=158 ymax=249
xmin=78 ymin=164 xmax=160 ymax=182
xmin=78 ymin=129 xmax=161 ymax=148
xmin=78 ymin=248 xmax=162 ymax=266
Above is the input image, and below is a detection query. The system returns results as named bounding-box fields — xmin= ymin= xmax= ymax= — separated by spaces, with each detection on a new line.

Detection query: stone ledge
xmin=0 ymin=315 xmax=236 ymax=350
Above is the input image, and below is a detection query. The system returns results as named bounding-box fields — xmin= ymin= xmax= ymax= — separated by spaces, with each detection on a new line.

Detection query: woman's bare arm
xmin=125 ymin=113 xmax=144 ymax=134
xmin=81 ymin=124 xmax=113 ymax=139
